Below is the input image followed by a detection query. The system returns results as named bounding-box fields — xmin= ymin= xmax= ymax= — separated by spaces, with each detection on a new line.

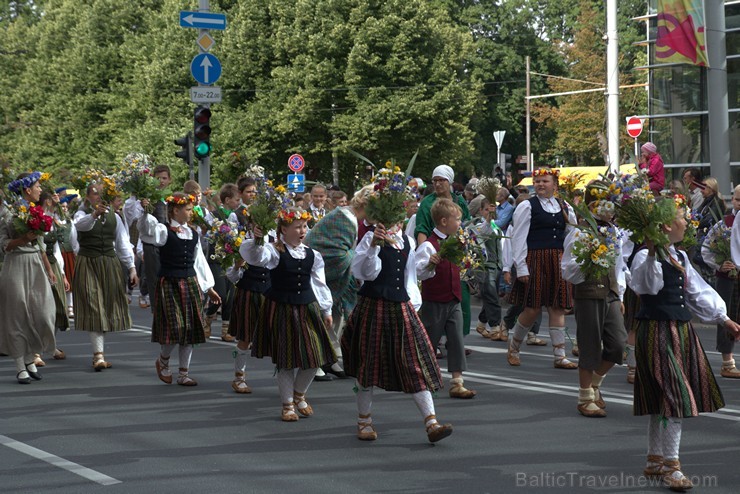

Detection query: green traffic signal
xmin=193 ymin=105 xmax=212 ymax=159
xmin=195 ymin=140 xmax=211 ymax=158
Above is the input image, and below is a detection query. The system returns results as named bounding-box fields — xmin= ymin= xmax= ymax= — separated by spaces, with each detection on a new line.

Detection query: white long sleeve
xmin=629 ymin=246 xmax=728 ymax=324
xmin=352 ymin=230 xmax=421 ymax=311
xmin=123 ymin=196 xmax=144 ymax=226
xmin=502 ymin=225 xmax=513 ymax=272
xmin=137 ymin=213 xmax=169 ymax=247
xmin=226 ymin=265 xmax=244 ymax=284
xmin=415 ymin=239 xmax=438 ymax=281
xmin=310 ymin=250 xmax=333 ymax=316
xmin=701 ymin=222 xmax=722 ymax=272
xmin=73 ymin=209 xmax=98 ymax=232
xmin=193 ymin=241 xmax=215 ymax=293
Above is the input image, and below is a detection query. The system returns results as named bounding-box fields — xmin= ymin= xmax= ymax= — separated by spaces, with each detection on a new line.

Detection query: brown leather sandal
xmin=53 ymin=349 xmax=66 ymax=360
xmin=449 ymin=378 xmax=477 ymax=399
xmin=643 ymin=455 xmax=664 ymax=479
xmin=553 ymin=344 xmax=578 ymax=369
xmin=507 ymin=339 xmax=523 ymax=366
xmin=93 ymin=353 xmax=111 ymax=371
xmin=232 ymin=372 xmax=252 ymax=394
xmin=281 ymin=402 xmax=299 ymax=422
xmin=357 ymin=413 xmax=377 ymax=441
xmin=425 ymin=414 xmax=453 ymax=443
xmin=156 ymin=356 xmax=172 ymax=384
xmin=661 ymin=459 xmax=693 ymax=492
xmin=176 ymin=368 xmax=198 ymax=386
xmin=293 ymin=391 xmax=313 ymax=416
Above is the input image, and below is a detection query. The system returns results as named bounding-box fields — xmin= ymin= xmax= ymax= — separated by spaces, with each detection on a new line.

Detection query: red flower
xmin=28 ymin=217 xmax=41 ymax=231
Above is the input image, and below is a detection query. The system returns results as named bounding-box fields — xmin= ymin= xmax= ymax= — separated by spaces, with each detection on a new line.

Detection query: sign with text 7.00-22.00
xmin=190 ymin=87 xmax=222 ymax=104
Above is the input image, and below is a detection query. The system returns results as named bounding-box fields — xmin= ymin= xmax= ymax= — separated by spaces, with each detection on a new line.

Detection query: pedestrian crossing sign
xmin=287 ymin=174 xmax=305 ymax=193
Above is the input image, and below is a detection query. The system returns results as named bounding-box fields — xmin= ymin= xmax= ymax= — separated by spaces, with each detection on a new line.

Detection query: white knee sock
xmin=662 ymin=417 xmax=682 ymax=461
xmin=626 ymin=344 xmax=636 ymax=367
xmin=234 ymin=347 xmax=249 ymax=374
xmin=66 ymin=292 xmax=73 ymax=306
xmin=647 ymin=415 xmax=663 ymax=458
xmin=90 ymin=332 xmax=104 ymax=354
xmin=412 ymin=390 xmax=436 ymax=424
xmin=160 ymin=344 xmax=175 ymax=359
xmin=356 ymin=385 xmax=373 ymax=416
xmin=277 ymin=369 xmax=295 ymax=403
xmin=510 ymin=321 xmax=532 ymax=351
xmin=294 ymin=368 xmax=318 ymax=394
xmin=549 ymin=327 xmax=572 ymax=362
xmin=178 ymin=345 xmax=193 ymax=371
xmin=14 ymin=357 xmax=26 ymax=374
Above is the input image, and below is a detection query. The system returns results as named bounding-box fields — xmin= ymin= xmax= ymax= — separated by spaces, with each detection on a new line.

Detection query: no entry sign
xmin=626 ymin=116 xmax=643 ymax=138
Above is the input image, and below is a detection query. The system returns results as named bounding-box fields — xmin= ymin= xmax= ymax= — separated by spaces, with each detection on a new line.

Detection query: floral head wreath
xmin=8 ymin=171 xmax=42 ymax=195
xmin=277 ymin=209 xmax=311 ymax=224
xmin=166 ymin=194 xmax=197 ymax=206
xmin=532 ymin=167 xmax=560 ymax=178
xmin=673 ymin=194 xmax=689 ymax=209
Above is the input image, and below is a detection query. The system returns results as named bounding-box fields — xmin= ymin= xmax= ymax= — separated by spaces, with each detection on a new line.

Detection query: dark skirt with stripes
xmin=152 ymin=276 xmax=206 ymax=345
xmin=72 ymin=255 xmax=131 ymax=332
xmin=228 ymin=287 xmax=265 ymax=343
xmin=341 ymin=296 xmax=443 ymax=393
xmin=623 ymin=286 xmax=641 ymax=333
xmin=634 ymin=319 xmax=725 ymax=417
xmin=50 ymin=261 xmax=69 ymax=331
xmin=252 ymin=299 xmax=336 ymax=370
xmin=508 ymin=248 xmax=572 ymax=309
xmin=61 ymin=250 xmax=75 ymax=285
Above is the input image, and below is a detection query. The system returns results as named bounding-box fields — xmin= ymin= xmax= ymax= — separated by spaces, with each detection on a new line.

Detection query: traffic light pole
xmin=198 ymin=0 xmax=211 ymax=192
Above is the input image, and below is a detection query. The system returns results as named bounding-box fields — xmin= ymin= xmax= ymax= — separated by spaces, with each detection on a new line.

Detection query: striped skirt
xmin=72 ymin=255 xmax=131 ymax=332
xmin=152 ymin=276 xmax=206 ymax=345
xmin=341 ymin=296 xmax=443 ymax=393
xmin=634 ymin=319 xmax=725 ymax=417
xmin=622 ymin=286 xmax=641 ymax=333
xmin=252 ymin=299 xmax=336 ymax=370
xmin=50 ymin=261 xmax=69 ymax=331
xmin=508 ymin=248 xmax=572 ymax=309
xmin=228 ymin=287 xmax=265 ymax=343
xmin=61 ymin=250 xmax=75 ymax=285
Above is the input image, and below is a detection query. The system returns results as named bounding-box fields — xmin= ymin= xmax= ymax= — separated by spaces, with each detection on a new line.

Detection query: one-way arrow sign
xmin=179 ymin=11 xmax=227 ymax=30
xmin=191 ymin=53 xmax=222 ymax=85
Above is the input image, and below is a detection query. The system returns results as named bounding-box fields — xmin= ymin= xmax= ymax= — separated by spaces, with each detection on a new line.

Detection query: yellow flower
xmin=275 ymin=185 xmax=286 ymax=194
xmin=19 ymin=205 xmax=27 ymax=213
xmin=234 ymin=237 xmax=243 ymax=247
xmin=394 ymin=166 xmax=401 ymax=172
xmin=385 ymin=161 xmax=392 ymax=167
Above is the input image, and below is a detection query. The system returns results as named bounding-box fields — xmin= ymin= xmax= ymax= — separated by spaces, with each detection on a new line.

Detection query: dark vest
xmin=637 ymin=250 xmax=692 ymax=321
xmin=526 ymin=197 xmax=566 ymax=250
xmin=77 ymin=209 xmax=117 ymax=258
xmin=158 ymin=226 xmax=199 ymax=278
xmin=237 ymin=264 xmax=271 ymax=293
xmin=716 ymin=214 xmax=735 ymax=280
xmin=421 ymin=232 xmax=462 ymax=303
xmin=266 ymin=247 xmax=317 ymax=305
xmin=358 ymin=235 xmax=411 ymax=303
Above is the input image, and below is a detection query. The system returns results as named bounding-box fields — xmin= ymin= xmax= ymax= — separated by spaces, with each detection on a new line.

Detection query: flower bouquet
xmin=556 ymin=172 xmax=587 ymax=205
xmin=205 ymin=219 xmax=247 ymax=271
xmin=571 ymin=225 xmax=621 ymax=281
xmin=8 ymin=201 xmax=54 ymax=236
xmin=245 ymin=177 xmax=293 ymax=245
xmin=474 ymin=176 xmax=501 ymax=204
xmin=706 ymin=222 xmax=736 ymax=278
xmin=115 ymin=154 xmax=162 ymax=213
xmin=426 ymin=228 xmax=484 ymax=281
xmin=364 ymin=164 xmax=416 ymax=242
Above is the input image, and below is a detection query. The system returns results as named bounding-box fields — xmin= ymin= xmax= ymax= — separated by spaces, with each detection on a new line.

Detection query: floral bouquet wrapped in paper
xmin=425 ymin=228 xmax=484 ymax=281
xmin=116 ymin=153 xmax=162 ymax=213
xmin=706 ymin=221 xmax=736 ymax=278
xmin=245 ymin=177 xmax=293 ymax=245
xmin=364 ymin=164 xmax=416 ymax=236
xmin=205 ymin=219 xmax=247 ymax=271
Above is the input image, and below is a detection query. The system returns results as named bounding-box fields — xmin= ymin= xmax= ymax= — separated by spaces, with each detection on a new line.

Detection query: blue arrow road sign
xmin=190 ymin=53 xmax=222 ymax=85
xmin=287 ymin=174 xmax=305 ymax=193
xmin=179 ymin=11 xmax=227 ymax=30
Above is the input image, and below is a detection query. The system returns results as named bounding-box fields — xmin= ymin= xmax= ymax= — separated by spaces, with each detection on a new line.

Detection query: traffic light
xmin=193 ymin=106 xmax=212 ymax=159
xmin=174 ymin=132 xmax=192 ymax=167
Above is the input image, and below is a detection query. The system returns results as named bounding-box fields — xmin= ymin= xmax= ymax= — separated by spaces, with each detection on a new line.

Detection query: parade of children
xmin=3 ymin=158 xmax=740 ymax=492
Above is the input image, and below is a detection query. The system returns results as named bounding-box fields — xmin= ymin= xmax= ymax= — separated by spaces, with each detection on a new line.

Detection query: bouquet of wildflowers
xmin=474 ymin=176 xmax=501 ymax=204
xmin=706 ymin=221 xmax=736 ymax=278
xmin=594 ymin=170 xmax=675 ymax=260
xmin=116 ymin=154 xmax=162 ymax=213
xmin=365 ymin=163 xmax=416 ymax=232
xmin=676 ymin=196 xmax=700 ymax=250
xmin=426 ymin=228 xmax=484 ymax=281
xmin=571 ymin=225 xmax=621 ymax=281
xmin=205 ymin=219 xmax=247 ymax=271
xmin=556 ymin=172 xmax=587 ymax=205
xmin=245 ymin=177 xmax=293 ymax=245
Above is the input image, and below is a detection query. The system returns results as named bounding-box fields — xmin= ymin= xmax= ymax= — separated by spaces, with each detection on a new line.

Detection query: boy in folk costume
xmin=139 ymin=193 xmax=220 ymax=386
xmin=702 ymin=184 xmax=740 ymax=378
xmin=240 ymin=208 xmax=336 ymax=422
xmin=416 ymin=198 xmax=477 ymax=399
xmin=561 ymin=182 xmax=628 ymax=418
xmin=342 ymin=219 xmax=453 ymax=443
xmin=507 ymin=167 xmax=577 ymax=369
xmin=630 ymin=200 xmax=740 ymax=491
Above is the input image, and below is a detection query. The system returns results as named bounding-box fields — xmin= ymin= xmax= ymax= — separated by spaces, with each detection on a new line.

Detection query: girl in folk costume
xmin=561 ymin=182 xmax=627 ymax=418
xmin=139 ymin=193 xmax=221 ymax=386
xmin=0 ymin=172 xmax=56 ymax=384
xmin=342 ymin=223 xmax=453 ymax=443
xmin=72 ymin=183 xmax=138 ymax=371
xmin=630 ymin=202 xmax=740 ymax=491
xmin=507 ymin=167 xmax=577 ymax=369
xmin=226 ymin=177 xmax=270 ymax=393
xmin=240 ymin=208 xmax=336 ymax=421
xmin=41 ymin=190 xmax=71 ymax=361
xmin=703 ymin=184 xmax=740 ymax=378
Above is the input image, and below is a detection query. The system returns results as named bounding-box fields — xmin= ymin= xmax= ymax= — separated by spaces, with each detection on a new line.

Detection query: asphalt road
xmin=1 ymin=294 xmax=739 ymax=493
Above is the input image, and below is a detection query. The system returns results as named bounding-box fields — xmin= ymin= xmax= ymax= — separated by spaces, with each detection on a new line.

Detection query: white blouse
xmin=137 ymin=215 xmax=215 ymax=294
xmin=352 ymin=230 xmax=422 ymax=311
xmin=240 ymin=238 xmax=333 ymax=317
xmin=73 ymin=209 xmax=134 ymax=270
xmin=415 ymin=227 xmax=447 ymax=281
xmin=628 ymin=245 xmax=728 ymax=324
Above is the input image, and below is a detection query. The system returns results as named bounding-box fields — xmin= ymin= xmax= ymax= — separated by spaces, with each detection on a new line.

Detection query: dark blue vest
xmin=266 ymin=247 xmax=317 ymax=305
xmin=158 ymin=226 xmax=198 ymax=278
xmin=637 ymin=250 xmax=692 ymax=322
xmin=358 ymin=235 xmax=411 ymax=303
xmin=526 ymin=197 xmax=566 ymax=250
xmin=236 ymin=264 xmax=271 ymax=294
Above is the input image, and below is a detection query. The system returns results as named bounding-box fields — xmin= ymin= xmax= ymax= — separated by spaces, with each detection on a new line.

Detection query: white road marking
xmin=0 ymin=435 xmax=121 ymax=485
